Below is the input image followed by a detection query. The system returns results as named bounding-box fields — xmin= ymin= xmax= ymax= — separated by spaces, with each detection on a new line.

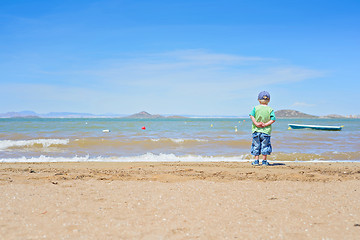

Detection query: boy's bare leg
xmin=251 ymin=155 xmax=260 ymax=165
xmin=261 ymin=155 xmax=270 ymax=165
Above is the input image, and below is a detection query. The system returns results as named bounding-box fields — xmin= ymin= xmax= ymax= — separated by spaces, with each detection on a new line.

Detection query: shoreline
xmin=2 ymin=161 xmax=360 ymax=182
xmin=1 ymin=162 xmax=360 ymax=239
xmin=2 ymin=158 xmax=360 ymax=163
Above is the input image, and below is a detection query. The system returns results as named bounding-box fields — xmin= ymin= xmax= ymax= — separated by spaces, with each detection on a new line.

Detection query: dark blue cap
xmin=258 ymin=91 xmax=270 ymax=100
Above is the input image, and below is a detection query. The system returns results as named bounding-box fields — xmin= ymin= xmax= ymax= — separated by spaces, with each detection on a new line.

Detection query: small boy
xmin=249 ymin=91 xmax=276 ymax=166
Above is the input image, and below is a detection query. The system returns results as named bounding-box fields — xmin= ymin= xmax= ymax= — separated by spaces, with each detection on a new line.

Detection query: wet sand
xmin=1 ymin=162 xmax=360 ymax=239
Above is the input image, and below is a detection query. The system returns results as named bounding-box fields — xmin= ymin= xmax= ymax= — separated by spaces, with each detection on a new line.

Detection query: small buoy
xmin=243 ymin=120 xmax=245 ymax=122
xmin=102 ymin=129 xmax=110 ymax=133
xmin=210 ymin=124 xmax=213 ymax=128
xmin=235 ymin=126 xmax=238 ymax=132
xmin=288 ymin=127 xmax=291 ymax=130
xmin=142 ymin=126 xmax=146 ymax=130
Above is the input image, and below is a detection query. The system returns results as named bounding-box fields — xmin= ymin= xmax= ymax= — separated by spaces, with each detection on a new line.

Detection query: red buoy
xmin=141 ymin=126 xmax=146 ymax=130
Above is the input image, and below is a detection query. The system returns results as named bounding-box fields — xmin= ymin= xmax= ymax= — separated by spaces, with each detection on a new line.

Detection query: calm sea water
xmin=0 ymin=118 xmax=359 ymax=162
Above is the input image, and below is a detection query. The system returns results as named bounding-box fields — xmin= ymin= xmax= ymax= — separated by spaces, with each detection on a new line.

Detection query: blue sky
xmin=0 ymin=0 xmax=359 ymax=116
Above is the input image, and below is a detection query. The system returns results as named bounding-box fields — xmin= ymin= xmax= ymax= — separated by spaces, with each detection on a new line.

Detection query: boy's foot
xmin=251 ymin=160 xmax=260 ymax=165
xmin=262 ymin=160 xmax=269 ymax=166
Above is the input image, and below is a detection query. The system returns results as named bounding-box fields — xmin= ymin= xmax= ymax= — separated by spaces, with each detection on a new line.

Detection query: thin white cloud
xmin=1 ymin=49 xmax=326 ymax=114
xmin=73 ymin=50 xmax=324 ymax=88
xmin=291 ymin=102 xmax=316 ymax=107
xmin=28 ymin=50 xmax=325 ymax=108
xmin=154 ymin=49 xmax=270 ymax=65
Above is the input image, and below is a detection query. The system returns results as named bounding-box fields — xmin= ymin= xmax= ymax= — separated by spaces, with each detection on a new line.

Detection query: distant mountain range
xmin=274 ymin=109 xmax=359 ymax=119
xmin=0 ymin=110 xmax=358 ymax=119
xmin=0 ymin=111 xmax=41 ymax=118
xmin=123 ymin=111 xmax=186 ymax=119
xmin=274 ymin=110 xmax=318 ymax=118
xmin=0 ymin=111 xmax=185 ymax=119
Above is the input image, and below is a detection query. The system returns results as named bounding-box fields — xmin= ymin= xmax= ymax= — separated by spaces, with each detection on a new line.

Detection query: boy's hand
xmin=255 ymin=122 xmax=265 ymax=128
xmin=250 ymin=116 xmax=266 ymax=128
xmin=264 ymin=120 xmax=275 ymax=127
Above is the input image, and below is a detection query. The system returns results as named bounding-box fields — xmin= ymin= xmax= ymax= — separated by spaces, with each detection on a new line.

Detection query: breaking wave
xmin=0 ymin=153 xmax=249 ymax=163
xmin=1 ymin=152 xmax=359 ymax=163
xmin=0 ymin=139 xmax=70 ymax=151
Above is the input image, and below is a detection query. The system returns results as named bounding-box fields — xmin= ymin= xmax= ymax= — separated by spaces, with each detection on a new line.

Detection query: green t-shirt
xmin=249 ymin=105 xmax=276 ymax=135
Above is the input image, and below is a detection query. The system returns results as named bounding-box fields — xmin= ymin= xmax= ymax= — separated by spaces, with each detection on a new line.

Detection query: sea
xmin=0 ymin=118 xmax=359 ymax=163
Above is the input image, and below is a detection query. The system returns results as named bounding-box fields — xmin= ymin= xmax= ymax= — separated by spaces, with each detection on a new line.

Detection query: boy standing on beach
xmin=249 ymin=91 xmax=276 ymax=166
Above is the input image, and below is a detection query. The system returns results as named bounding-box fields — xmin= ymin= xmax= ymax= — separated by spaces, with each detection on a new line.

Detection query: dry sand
xmin=1 ymin=162 xmax=360 ymax=239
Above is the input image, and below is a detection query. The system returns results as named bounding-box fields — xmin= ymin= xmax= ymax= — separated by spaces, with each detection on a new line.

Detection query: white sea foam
xmin=150 ymin=138 xmax=208 ymax=143
xmin=0 ymin=153 xmax=249 ymax=163
xmin=0 ymin=153 xmax=359 ymax=163
xmin=0 ymin=139 xmax=70 ymax=151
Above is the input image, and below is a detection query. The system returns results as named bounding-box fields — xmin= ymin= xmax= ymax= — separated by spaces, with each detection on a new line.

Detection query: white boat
xmin=288 ymin=124 xmax=343 ymax=131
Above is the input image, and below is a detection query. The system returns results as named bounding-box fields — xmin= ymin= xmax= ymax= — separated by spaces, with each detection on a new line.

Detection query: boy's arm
xmin=263 ymin=119 xmax=275 ymax=127
xmin=250 ymin=115 xmax=265 ymax=128
xmin=263 ymin=110 xmax=276 ymax=127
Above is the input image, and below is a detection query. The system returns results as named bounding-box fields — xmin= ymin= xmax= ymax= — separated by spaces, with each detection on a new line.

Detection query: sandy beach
xmin=1 ymin=162 xmax=360 ymax=239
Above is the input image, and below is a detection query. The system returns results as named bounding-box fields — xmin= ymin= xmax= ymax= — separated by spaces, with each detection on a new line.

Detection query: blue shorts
xmin=251 ymin=132 xmax=272 ymax=156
